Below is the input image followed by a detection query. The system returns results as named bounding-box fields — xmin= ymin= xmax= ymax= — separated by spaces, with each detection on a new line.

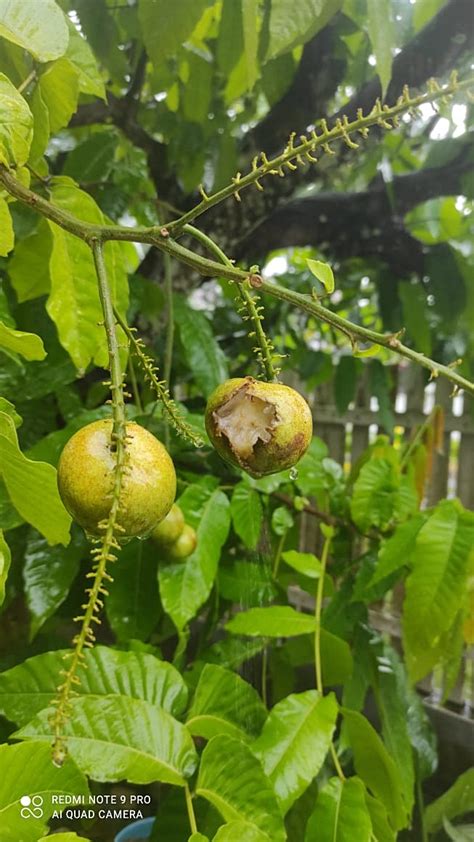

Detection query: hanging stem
xmin=185 ymin=784 xmax=198 ymax=835
xmin=51 ymin=239 xmax=127 ymax=764
xmin=184 ymin=224 xmax=278 ymax=381
xmin=163 ymin=252 xmax=174 ymax=448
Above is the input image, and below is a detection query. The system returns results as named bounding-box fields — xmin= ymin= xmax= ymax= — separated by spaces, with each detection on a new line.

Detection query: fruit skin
xmin=167 ymin=524 xmax=197 ymax=560
xmin=205 ymin=376 xmax=312 ymax=477
xmin=151 ymin=503 xmax=185 ymax=546
xmin=57 ymin=419 xmax=176 ymax=537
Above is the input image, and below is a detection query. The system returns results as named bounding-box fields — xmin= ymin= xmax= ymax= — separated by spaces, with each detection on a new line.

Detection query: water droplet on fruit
xmin=289 ymin=467 xmax=298 ymax=480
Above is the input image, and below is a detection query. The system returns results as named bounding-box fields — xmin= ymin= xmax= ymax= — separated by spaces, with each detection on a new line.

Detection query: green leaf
xmin=367 ymin=0 xmax=393 ymax=95
xmin=28 ymin=84 xmax=50 ymax=164
xmin=189 ymin=835 xmax=209 ymax=842
xmin=186 ymin=664 xmax=267 ymax=742
xmin=370 ymin=514 xmax=426 ymax=584
xmin=0 ymin=396 xmax=21 ymax=426
xmin=0 ymin=645 xmax=188 ymax=726
xmin=16 ymin=695 xmax=197 ymax=785
xmin=295 ymin=437 xmax=329 ymax=497
xmin=341 ymin=708 xmax=407 ymax=830
xmin=218 ymin=561 xmax=276 ymax=608
xmin=351 ymin=455 xmax=417 ymax=533
xmin=174 ymin=296 xmax=228 ymax=397
xmin=0 ymin=72 xmax=33 ymax=166
xmin=231 ymin=482 xmax=263 ymax=549
xmin=226 ymin=605 xmax=316 ymax=637
xmin=107 ymin=539 xmax=160 ymax=642
xmin=0 ymin=320 xmax=46 ymax=360
xmin=282 ymin=550 xmax=322 ymax=578
xmin=319 ymin=629 xmax=353 ymax=686
xmin=305 ymin=776 xmax=372 ymax=842
xmin=47 ymin=177 xmax=129 ymax=370
xmin=365 ymin=793 xmax=396 ymax=842
xmin=413 ymin=0 xmax=445 ymax=32
xmin=266 ymin=0 xmax=342 ymax=60
xmin=0 ymin=197 xmax=13 ymax=256
xmin=0 ymin=0 xmax=68 ymax=62
xmin=0 ymin=422 xmax=71 ymax=545
xmin=443 ymin=819 xmax=474 ymax=842
xmin=253 ymin=690 xmax=338 ymax=813
xmin=39 ymin=57 xmax=79 ymax=133
xmin=138 ymin=0 xmax=209 ymax=65
xmin=159 ymin=486 xmax=231 ymax=630
xmin=399 ymin=283 xmax=432 ymax=357
xmin=403 ymin=500 xmax=474 ymax=682
xmin=0 ymin=741 xmax=88 ymax=842
xmin=242 ymin=0 xmax=259 ymax=90
xmin=23 ymin=529 xmax=85 ymax=638
xmin=0 ymin=527 xmax=10 ymax=606
xmin=369 ymin=360 xmax=395 ymax=434
xmin=306 ymin=259 xmax=335 ymax=294
xmin=63 ymin=130 xmax=118 ymax=184
xmin=8 ymin=217 xmax=52 ymax=302
xmin=271 ymin=506 xmax=294 ymax=536
xmin=38 ymin=835 xmax=91 ymax=842
xmin=197 ymin=735 xmax=286 ymax=841
xmin=66 ymin=23 xmax=106 ymax=99
xmin=213 ymin=822 xmax=270 ymax=842
xmin=425 ymin=768 xmax=474 ymax=834
xmin=182 ymin=53 xmax=213 ymax=125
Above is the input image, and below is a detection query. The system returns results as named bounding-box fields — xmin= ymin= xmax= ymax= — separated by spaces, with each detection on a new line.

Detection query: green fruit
xmin=151 ymin=503 xmax=185 ymax=546
xmin=57 ymin=419 xmax=176 ymax=537
xmin=205 ymin=376 xmax=312 ymax=477
xmin=167 ymin=524 xmax=197 ymax=560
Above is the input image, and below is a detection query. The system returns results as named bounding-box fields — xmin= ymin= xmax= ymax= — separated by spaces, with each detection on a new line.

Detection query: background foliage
xmin=0 ymin=1 xmax=473 ymax=841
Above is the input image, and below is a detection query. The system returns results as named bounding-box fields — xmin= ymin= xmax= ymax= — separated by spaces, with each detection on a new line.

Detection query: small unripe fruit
xmin=57 ymin=419 xmax=176 ymax=537
xmin=151 ymin=504 xmax=185 ymax=546
xmin=205 ymin=377 xmax=312 ymax=477
xmin=167 ymin=524 xmax=197 ymax=560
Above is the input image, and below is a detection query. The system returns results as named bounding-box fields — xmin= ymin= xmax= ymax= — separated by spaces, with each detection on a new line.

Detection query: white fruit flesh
xmin=213 ymin=386 xmax=280 ymax=459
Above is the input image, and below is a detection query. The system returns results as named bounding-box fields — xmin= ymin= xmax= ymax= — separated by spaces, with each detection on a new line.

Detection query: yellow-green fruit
xmin=205 ymin=377 xmax=313 ymax=477
xmin=151 ymin=504 xmax=185 ymax=546
xmin=57 ymin=419 xmax=176 ymax=537
xmin=167 ymin=524 xmax=197 ymax=560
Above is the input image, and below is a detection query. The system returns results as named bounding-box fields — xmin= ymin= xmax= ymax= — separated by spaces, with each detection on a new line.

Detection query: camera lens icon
xmin=20 ymin=794 xmax=44 ymax=819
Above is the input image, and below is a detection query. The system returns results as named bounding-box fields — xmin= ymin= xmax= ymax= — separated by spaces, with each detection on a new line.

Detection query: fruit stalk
xmin=51 ymin=240 xmax=127 ymax=763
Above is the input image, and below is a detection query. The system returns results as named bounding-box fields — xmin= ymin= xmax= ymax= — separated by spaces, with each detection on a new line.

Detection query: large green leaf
xmin=159 ymin=486 xmax=230 ymax=631
xmin=0 ymin=645 xmax=188 ymax=726
xmin=39 ymin=58 xmax=79 ymax=134
xmin=281 ymin=550 xmax=322 ymax=578
xmin=403 ymin=500 xmax=474 ymax=682
xmin=253 ymin=690 xmax=337 ymax=813
xmin=138 ymin=0 xmax=209 ymax=65
xmin=23 ymin=528 xmax=85 ymax=638
xmin=425 ymin=769 xmax=474 ymax=834
xmin=186 ymin=664 xmax=267 ymax=742
xmin=16 ymin=695 xmax=197 ymax=785
xmin=47 ymin=177 xmax=129 ymax=370
xmin=38 ymin=835 xmax=91 ymax=842
xmin=305 ymin=776 xmax=372 ymax=842
xmin=0 ymin=741 xmax=88 ymax=842
xmin=174 ymin=296 xmax=229 ymax=397
xmin=0 ymin=73 xmax=33 ymax=166
xmin=341 ymin=709 xmax=407 ymax=830
xmin=365 ymin=793 xmax=396 ymax=842
xmin=443 ymin=819 xmax=474 ymax=841
xmin=367 ymin=0 xmax=393 ymax=95
xmin=242 ymin=0 xmax=259 ymax=90
xmin=218 ymin=560 xmax=276 ymax=608
xmin=0 ymin=0 xmax=68 ymax=62
xmin=106 ymin=539 xmax=160 ymax=642
xmin=351 ymin=455 xmax=417 ymax=533
xmin=0 ymin=320 xmax=46 ymax=360
xmin=370 ymin=514 xmax=426 ymax=584
xmin=0 ymin=197 xmax=13 ymax=256
xmin=213 ymin=822 xmax=270 ymax=842
xmin=0 ymin=527 xmax=10 ymax=605
xmin=226 ymin=605 xmax=316 ymax=637
xmin=283 ymin=630 xmax=353 ymax=686
xmin=266 ymin=0 xmax=342 ymax=60
xmin=66 ymin=23 xmax=106 ymax=99
xmin=231 ymin=482 xmax=263 ymax=549
xmin=197 ymin=735 xmax=286 ymax=842
xmin=0 ymin=414 xmax=71 ymax=545
xmin=8 ymin=217 xmax=52 ymax=302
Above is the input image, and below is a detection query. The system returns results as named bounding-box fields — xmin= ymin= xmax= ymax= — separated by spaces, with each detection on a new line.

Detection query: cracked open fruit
xmin=57 ymin=419 xmax=176 ymax=537
xmin=151 ymin=503 xmax=185 ymax=546
xmin=205 ymin=377 xmax=313 ymax=477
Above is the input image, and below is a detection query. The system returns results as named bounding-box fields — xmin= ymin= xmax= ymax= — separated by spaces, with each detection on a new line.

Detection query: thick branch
xmin=236 ymin=137 xmax=473 ymax=264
